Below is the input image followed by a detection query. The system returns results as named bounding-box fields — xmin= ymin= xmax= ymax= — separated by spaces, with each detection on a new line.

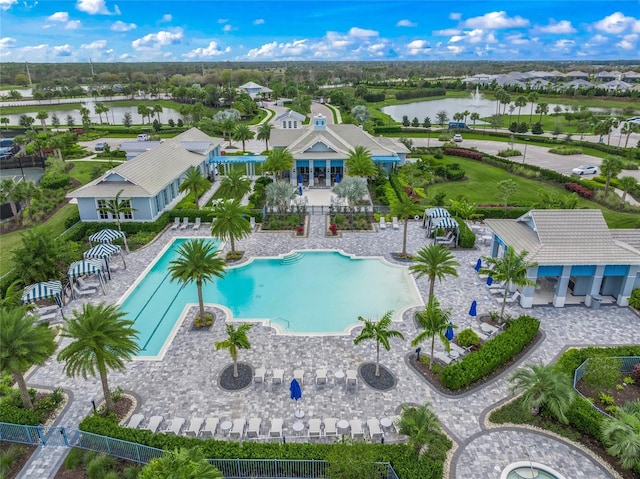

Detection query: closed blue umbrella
xmin=298 ymin=185 xmax=303 ymax=196
xmin=486 ymin=276 xmax=493 ymax=286
xmin=290 ymin=378 xmax=303 ymax=417
xmin=445 ymin=323 xmax=454 ymax=341
xmin=335 ymin=173 xmax=341 ymax=183
xmin=298 ymin=174 xmax=303 ymax=184
xmin=469 ymin=300 xmax=477 ymax=318
xmin=474 ymin=258 xmax=482 ymax=272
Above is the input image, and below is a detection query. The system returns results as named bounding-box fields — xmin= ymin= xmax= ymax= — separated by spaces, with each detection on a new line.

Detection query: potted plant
xmin=296 ymin=225 xmax=304 ymax=236
xmin=329 ymin=223 xmax=338 ymax=236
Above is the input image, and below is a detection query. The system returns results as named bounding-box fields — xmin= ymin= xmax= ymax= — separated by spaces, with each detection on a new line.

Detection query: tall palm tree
xmin=527 ymin=92 xmax=539 ymax=126
xmin=353 ymin=311 xmax=404 ymax=376
xmin=265 ymin=181 xmax=298 ymax=212
xmin=470 ymin=112 xmax=480 ymax=128
xmin=168 ymin=239 xmax=226 ymax=326
xmin=618 ymin=176 xmax=638 ymax=206
xmin=391 ymin=195 xmax=421 ymax=256
xmin=411 ymin=297 xmax=452 ymax=370
xmin=36 ymin=111 xmax=48 ymax=132
xmin=509 ymin=363 xmax=575 ymax=424
xmin=0 ymin=306 xmax=57 ymax=409
xmin=140 ymin=447 xmax=223 ymax=479
xmin=221 ymin=117 xmax=237 ymax=146
xmin=397 ymin=403 xmax=442 ymax=455
xmin=601 ymin=400 xmax=640 ymax=470
xmin=480 ymin=246 xmax=537 ymax=319
xmin=409 ymin=244 xmax=460 ymax=304
xmin=232 ymin=124 xmax=254 ymax=153
xmin=0 ymin=178 xmax=20 ymax=223
xmin=262 ymin=148 xmax=294 ymax=180
xmin=600 ymin=156 xmax=625 ymax=198
xmin=178 ymin=167 xmax=210 ymax=210
xmin=256 ymin=122 xmax=273 ymax=151
xmin=57 ymin=302 xmax=140 ymax=412
xmin=215 ymin=323 xmax=253 ymax=377
xmin=96 ymin=189 xmax=136 ymax=230
xmin=216 ymin=169 xmax=251 ymax=200
xmin=331 ymin=176 xmax=367 ymax=210
xmin=345 ymin=145 xmax=377 ymax=178
xmin=210 ymin=199 xmax=252 ymax=255
xmin=515 ymin=96 xmax=527 ymax=123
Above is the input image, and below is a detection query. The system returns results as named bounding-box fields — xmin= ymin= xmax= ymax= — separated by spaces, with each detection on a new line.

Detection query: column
xmin=553 ymin=265 xmax=571 ymax=307
xmin=617 ymin=265 xmax=638 ymax=307
xmin=326 ymin=160 xmax=331 ymax=187
xmin=309 ymin=162 xmax=315 ymax=187
xmin=520 ymin=266 xmax=537 ymax=308
xmin=585 ymin=265 xmax=604 ymax=307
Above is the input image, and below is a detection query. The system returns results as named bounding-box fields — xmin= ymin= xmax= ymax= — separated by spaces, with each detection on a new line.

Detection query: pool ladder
xmin=271 ymin=317 xmax=290 ymax=331
xmin=280 ymin=252 xmax=303 ymax=265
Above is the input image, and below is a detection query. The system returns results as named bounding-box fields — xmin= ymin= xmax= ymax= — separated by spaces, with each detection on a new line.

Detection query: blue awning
xmin=67 ymin=259 xmax=103 ymax=279
xmin=84 ymin=243 xmax=121 ymax=260
xmin=432 ymin=216 xmax=459 ymax=229
xmin=425 ymin=207 xmax=451 ymax=218
xmin=89 ymin=229 xmax=126 ymax=244
xmin=372 ymin=156 xmax=400 ymax=164
xmin=209 ymin=155 xmax=267 ymax=164
xmin=21 ymin=281 xmax=63 ymax=306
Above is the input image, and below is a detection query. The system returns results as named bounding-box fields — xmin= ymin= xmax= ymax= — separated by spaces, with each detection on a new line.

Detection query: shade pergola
xmin=89 ymin=229 xmax=129 ymax=253
xmin=67 ymin=259 xmax=106 ymax=294
xmin=424 ymin=207 xmax=451 ymax=229
xmin=83 ymin=243 xmax=126 ymax=280
xmin=430 ymin=216 xmax=460 ymax=245
xmin=21 ymin=281 xmax=65 ymax=314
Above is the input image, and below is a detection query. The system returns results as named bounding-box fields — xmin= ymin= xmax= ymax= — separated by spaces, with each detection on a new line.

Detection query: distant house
xmin=484 ymin=210 xmax=640 ymax=308
xmin=238 ymin=81 xmax=272 ymax=100
xmin=602 ymin=80 xmax=633 ymax=92
xmin=595 ymin=70 xmax=623 ymax=82
xmin=274 ymin=109 xmax=306 ymax=129
xmin=622 ymin=71 xmax=640 ymax=83
xmin=68 ymin=128 xmax=223 ymax=223
xmin=562 ymin=79 xmax=595 ymax=90
xmin=565 ymin=70 xmax=590 ymax=80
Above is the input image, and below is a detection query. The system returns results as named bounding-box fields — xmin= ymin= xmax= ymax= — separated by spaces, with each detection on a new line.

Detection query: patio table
xmin=292 ymin=421 xmax=304 ymax=435
xmin=334 ymin=370 xmax=345 ymax=383
xmin=337 ymin=420 xmax=349 ymax=434
xmin=220 ymin=421 xmax=233 ymax=435
xmin=380 ymin=417 xmax=392 ymax=429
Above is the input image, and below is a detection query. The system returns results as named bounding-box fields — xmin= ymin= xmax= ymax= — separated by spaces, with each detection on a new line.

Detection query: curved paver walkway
xmin=18 ymin=214 xmax=640 ymax=478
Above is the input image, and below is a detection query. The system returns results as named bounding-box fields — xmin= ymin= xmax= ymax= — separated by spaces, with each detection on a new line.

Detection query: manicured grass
xmin=425 ymin=155 xmax=639 ymax=228
xmin=0 ymin=103 xmax=84 ymax=115
xmin=67 ymin=160 xmax=124 ymax=184
xmin=0 ymin=203 xmax=78 ymax=277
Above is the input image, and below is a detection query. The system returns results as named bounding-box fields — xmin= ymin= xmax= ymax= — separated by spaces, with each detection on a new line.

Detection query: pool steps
xmin=280 ymin=252 xmax=304 ymax=265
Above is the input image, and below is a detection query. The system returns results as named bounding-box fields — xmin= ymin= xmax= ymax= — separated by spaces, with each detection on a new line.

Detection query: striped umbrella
xmin=67 ymin=259 xmax=106 ymax=294
xmin=89 ymin=229 xmax=129 ymax=253
xmin=21 ymin=281 xmax=64 ymax=308
xmin=83 ymin=243 xmax=126 ymax=279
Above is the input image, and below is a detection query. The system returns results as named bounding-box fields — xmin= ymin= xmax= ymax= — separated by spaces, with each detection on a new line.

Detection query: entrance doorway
xmin=314 ymin=166 xmax=326 ymax=186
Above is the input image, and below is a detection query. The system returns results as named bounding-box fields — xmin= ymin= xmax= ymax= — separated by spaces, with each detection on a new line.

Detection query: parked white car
xmin=453 ymin=134 xmax=463 ymax=142
xmin=571 ymin=165 xmax=598 ymax=175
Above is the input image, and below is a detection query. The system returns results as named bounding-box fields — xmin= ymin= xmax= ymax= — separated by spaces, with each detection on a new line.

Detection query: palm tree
xmin=221 ymin=117 xmax=237 ymax=146
xmin=397 ymin=403 xmax=442 ymax=455
xmin=618 ymin=176 xmax=638 ymax=206
xmin=509 ymin=363 xmax=575 ymax=423
xmin=168 ymin=239 xmax=226 ymax=326
xmin=391 ymin=194 xmax=421 ymax=256
xmin=216 ymin=169 xmax=251 ymax=200
xmin=0 ymin=178 xmax=20 ymax=223
xmin=265 ymin=181 xmax=298 ymax=211
xmin=601 ymin=400 xmax=640 ymax=470
xmin=215 ymin=323 xmax=253 ymax=377
xmin=470 ymin=112 xmax=480 ymax=128
xmin=232 ymin=124 xmax=254 ymax=153
xmin=256 ymin=122 xmax=273 ymax=151
xmin=57 ymin=302 xmax=140 ymax=412
xmin=140 ymin=447 xmax=223 ymax=479
xmin=411 ymin=297 xmax=452 ymax=370
xmin=178 ymin=167 xmax=210 ymax=210
xmin=345 ymin=145 xmax=377 ymax=178
xmin=210 ymin=199 xmax=252 ymax=255
xmin=527 ymin=92 xmax=539 ymax=126
xmin=409 ymin=244 xmax=460 ymax=304
xmin=480 ymin=246 xmax=537 ymax=319
xmin=0 ymin=306 xmax=57 ymax=409
xmin=353 ymin=311 xmax=404 ymax=376
xmin=515 ymin=96 xmax=527 ymax=123
xmin=97 ymin=189 xmax=136 ymax=231
xmin=536 ymin=102 xmax=549 ymax=123
xmin=600 ymin=156 xmax=625 ymax=198
xmin=262 ymin=148 xmax=294 ymax=180
xmin=36 ymin=111 xmax=48 ymax=132
xmin=331 ymin=176 xmax=367 ymax=210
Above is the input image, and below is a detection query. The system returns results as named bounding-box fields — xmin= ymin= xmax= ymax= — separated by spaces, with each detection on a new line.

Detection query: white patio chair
xmin=434 ymin=351 xmax=454 ymax=365
xmin=293 ymin=369 xmax=304 ymax=384
xmin=308 ymin=418 xmax=321 ymax=438
xmin=323 ymin=418 xmax=338 ymax=437
xmin=269 ymin=418 xmax=283 ymax=438
xmin=142 ymin=416 xmax=163 ymax=433
xmin=250 ymin=217 xmax=256 ymax=231
xmin=77 ymin=276 xmax=100 ymax=290
xmin=126 ymin=413 xmax=144 ymax=429
xmin=350 ymin=419 xmax=364 ymax=440
xmin=163 ymin=417 xmax=185 ymax=435
xmin=183 ymin=417 xmax=203 ymax=437
xmin=73 ymin=285 xmax=96 ymax=299
xmin=201 ymin=417 xmax=219 ymax=438
xmin=392 ymin=217 xmax=399 ymax=230
xmin=170 ymin=217 xmax=180 ymax=230
xmin=179 ymin=217 xmax=190 ymax=230
xmin=246 ymin=417 xmax=262 ymax=438
xmin=229 ymin=417 xmax=246 ymax=439
xmin=345 ymin=369 xmax=358 ymax=387
xmin=254 ymin=367 xmax=266 ymax=384
xmin=390 ymin=415 xmax=402 ymax=434
xmin=504 ymin=290 xmax=521 ymax=303
xmin=192 ymin=217 xmax=201 ymax=230
xmin=315 ymin=368 xmax=327 ymax=386
xmin=272 ymin=368 xmax=284 ymax=385
xmin=367 ymin=418 xmax=383 ymax=441
xmin=379 ymin=216 xmax=387 ymax=230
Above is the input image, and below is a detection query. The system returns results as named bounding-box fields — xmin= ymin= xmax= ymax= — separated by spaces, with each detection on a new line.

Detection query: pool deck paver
xmin=18 ymin=214 xmax=640 ymax=479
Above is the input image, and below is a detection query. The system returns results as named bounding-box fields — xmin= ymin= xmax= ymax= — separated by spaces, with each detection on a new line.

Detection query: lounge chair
xmin=379 ymin=216 xmax=387 ymax=230
xmin=170 ymin=217 xmax=180 ymax=230
xmin=183 ymin=417 xmax=204 ymax=437
xmin=36 ymin=305 xmax=58 ymax=315
xmin=315 ymin=368 xmax=327 ymax=386
xmin=163 ymin=417 xmax=185 ymax=435
xmin=307 ymin=418 xmax=322 ymax=438
xmin=201 ymin=417 xmax=219 ymax=438
xmin=434 ymin=351 xmax=454 ymax=365
xmin=449 ymin=343 xmax=468 ymax=357
xmin=229 ymin=417 xmax=246 ymax=439
xmin=272 ymin=368 xmax=284 ymax=385
xmin=77 ymin=276 xmax=100 ymax=290
xmin=293 ymin=369 xmax=304 ymax=384
xmin=436 ymin=231 xmax=454 ymax=244
xmin=390 ymin=415 xmax=402 ymax=434
xmin=192 ymin=217 xmax=201 ymax=230
xmin=246 ymin=417 xmax=261 ymax=438
xmin=392 ymin=217 xmax=399 ymax=230
xmin=179 ymin=217 xmax=190 ymax=230
xmin=142 ymin=416 xmax=163 ymax=433
xmin=350 ymin=419 xmax=364 ymax=440
xmin=346 ymin=369 xmax=358 ymax=387
xmin=472 ymin=328 xmax=490 ymax=341
xmin=250 ymin=217 xmax=256 ymax=231
xmin=126 ymin=413 xmax=144 ymax=429
xmin=323 ymin=418 xmax=338 ymax=437
xmin=73 ymin=285 xmax=97 ymax=299
xmin=504 ymin=290 xmax=521 ymax=303
xmin=254 ymin=367 xmax=266 ymax=384
xmin=367 ymin=418 xmax=383 ymax=441
xmin=480 ymin=322 xmax=500 ymax=337
xmin=269 ymin=418 xmax=283 ymax=438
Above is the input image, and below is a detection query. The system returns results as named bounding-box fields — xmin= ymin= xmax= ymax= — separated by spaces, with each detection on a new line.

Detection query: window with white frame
xmin=97 ymin=199 xmax=109 ymax=219
xmin=122 ymin=199 xmax=133 ymax=220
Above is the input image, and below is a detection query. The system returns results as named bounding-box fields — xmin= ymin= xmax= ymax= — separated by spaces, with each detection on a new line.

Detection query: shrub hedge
xmin=442 ymin=148 xmax=483 ymax=161
xmin=440 ymin=315 xmax=540 ymax=390
xmin=455 ymin=216 xmax=476 ymax=248
xmin=78 ymin=415 xmax=450 ymax=479
xmin=565 ymin=182 xmax=594 ymax=200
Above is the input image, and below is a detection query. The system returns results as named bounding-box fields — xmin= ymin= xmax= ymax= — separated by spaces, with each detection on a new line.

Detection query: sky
xmin=0 ymin=0 xmax=639 ymax=63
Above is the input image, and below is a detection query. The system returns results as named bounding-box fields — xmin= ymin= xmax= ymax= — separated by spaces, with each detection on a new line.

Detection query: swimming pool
xmin=119 ymin=238 xmax=422 ymax=358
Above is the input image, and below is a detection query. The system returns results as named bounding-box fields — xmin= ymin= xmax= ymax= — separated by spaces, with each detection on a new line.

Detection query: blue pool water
xmin=120 ymin=238 xmax=421 ymax=358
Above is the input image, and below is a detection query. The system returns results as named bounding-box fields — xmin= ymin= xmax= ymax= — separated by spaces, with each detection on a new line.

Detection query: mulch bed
xmin=358 ymin=362 xmax=397 ymax=391
xmin=576 ymin=380 xmax=640 ymax=413
xmin=218 ymin=362 xmax=253 ymax=391
xmin=0 ymin=442 xmax=37 ymax=479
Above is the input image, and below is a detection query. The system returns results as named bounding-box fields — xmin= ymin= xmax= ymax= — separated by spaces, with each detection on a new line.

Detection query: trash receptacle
xmin=591 ymin=294 xmax=602 ymax=310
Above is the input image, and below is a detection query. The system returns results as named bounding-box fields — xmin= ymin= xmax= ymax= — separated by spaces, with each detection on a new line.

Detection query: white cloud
xmin=0 ymin=0 xmax=17 ymax=11
xmin=183 ymin=41 xmax=231 ymax=58
xmin=131 ymin=28 xmax=183 ymax=51
xmin=253 ymin=18 xmax=264 ymax=25
xmin=396 ymin=19 xmax=416 ymax=27
xmin=468 ymin=29 xmax=485 ymax=43
xmin=0 ymin=37 xmax=16 ymax=48
xmin=53 ymin=44 xmax=73 ymax=56
xmin=589 ymin=34 xmax=609 ymax=44
xmin=76 ymin=0 xmax=120 ymax=15
xmin=505 ymin=33 xmax=529 ymax=45
xmin=65 ymin=20 xmax=81 ymax=29
xmin=48 ymin=11 xmax=69 ymax=22
xmin=348 ymin=27 xmax=378 ymax=38
xmin=81 ymin=40 xmax=107 ymax=49
xmin=447 ymin=45 xmax=464 ymax=54
xmin=246 ymin=39 xmax=309 ymax=59
xmin=160 ymin=14 xmax=172 ymax=22
xmin=433 ymin=28 xmax=461 ymax=36
xmin=118 ymin=53 xmax=130 ymax=60
xmin=617 ymin=33 xmax=638 ymax=50
xmin=464 ymin=11 xmax=529 ymax=29
xmin=553 ymin=39 xmax=575 ymax=51
xmin=111 ymin=20 xmax=136 ymax=32
xmin=217 ymin=18 xmax=228 ymax=23
xmin=594 ymin=12 xmax=638 ymax=34
xmin=325 ymin=31 xmax=352 ymax=49
xmin=449 ymin=12 xmax=461 ymax=21
xmin=223 ymin=24 xmax=233 ymax=32
xmin=406 ymin=39 xmax=430 ymax=55
xmin=449 ymin=35 xmax=464 ymax=43
xmin=539 ymin=20 xmax=576 ymax=34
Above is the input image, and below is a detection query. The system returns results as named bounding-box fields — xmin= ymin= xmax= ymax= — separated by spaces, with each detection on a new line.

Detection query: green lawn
xmin=68 ymin=159 xmax=124 ymax=184
xmin=425 ymin=155 xmax=639 ymax=228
